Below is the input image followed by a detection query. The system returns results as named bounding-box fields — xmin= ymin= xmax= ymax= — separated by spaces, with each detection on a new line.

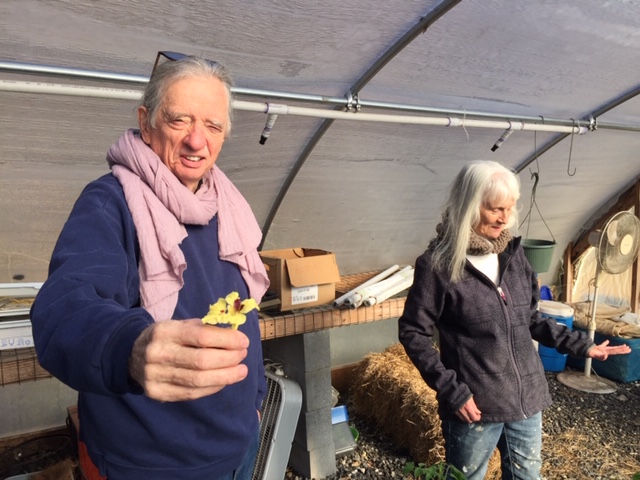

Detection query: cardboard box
xmin=259 ymin=248 xmax=340 ymax=311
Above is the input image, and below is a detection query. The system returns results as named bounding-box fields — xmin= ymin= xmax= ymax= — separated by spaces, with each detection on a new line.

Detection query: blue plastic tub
xmin=567 ymin=330 xmax=640 ymax=382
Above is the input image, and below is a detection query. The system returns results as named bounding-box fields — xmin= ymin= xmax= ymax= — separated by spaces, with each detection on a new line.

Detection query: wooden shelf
xmin=0 ymin=271 xmax=407 ymax=385
xmin=259 ymin=296 xmax=405 ymax=340
xmin=258 ymin=271 xmax=406 ymax=340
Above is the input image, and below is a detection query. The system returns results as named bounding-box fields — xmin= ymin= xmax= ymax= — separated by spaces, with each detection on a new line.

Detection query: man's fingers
xmin=148 ymin=344 xmax=248 ymax=375
xmin=129 ymin=320 xmax=254 ymax=402
xmin=143 ymin=363 xmax=249 ymax=401
xmin=155 ymin=319 xmax=250 ymax=350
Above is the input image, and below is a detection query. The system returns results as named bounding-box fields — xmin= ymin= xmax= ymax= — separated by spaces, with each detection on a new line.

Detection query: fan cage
xmin=596 ymin=212 xmax=640 ymax=275
xmin=253 ymin=375 xmax=282 ymax=478
xmin=252 ymin=368 xmax=302 ymax=480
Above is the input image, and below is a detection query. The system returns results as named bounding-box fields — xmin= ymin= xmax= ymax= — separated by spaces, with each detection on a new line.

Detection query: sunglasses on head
xmin=151 ymin=51 xmax=221 ymax=77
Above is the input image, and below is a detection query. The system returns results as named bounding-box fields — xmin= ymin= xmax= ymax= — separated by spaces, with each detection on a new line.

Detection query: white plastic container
xmin=538 ymin=300 xmax=574 ymax=372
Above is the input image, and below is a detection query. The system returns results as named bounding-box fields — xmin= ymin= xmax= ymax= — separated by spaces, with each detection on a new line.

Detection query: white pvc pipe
xmin=364 ymin=275 xmax=415 ymax=306
xmin=342 ymin=266 xmax=409 ymax=307
xmin=234 ymin=100 xmax=590 ymax=134
xmin=0 ymin=80 xmax=590 ymax=134
xmin=351 ymin=266 xmax=413 ymax=308
xmin=333 ymin=264 xmax=400 ymax=307
xmin=2 ymin=60 xmax=638 ymax=133
xmin=346 ymin=266 xmax=414 ymax=309
xmin=0 ymin=79 xmax=144 ymax=100
xmin=584 ymin=277 xmax=601 ymax=378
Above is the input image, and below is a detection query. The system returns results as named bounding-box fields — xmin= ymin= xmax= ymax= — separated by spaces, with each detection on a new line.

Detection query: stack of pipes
xmin=333 ymin=265 xmax=415 ymax=309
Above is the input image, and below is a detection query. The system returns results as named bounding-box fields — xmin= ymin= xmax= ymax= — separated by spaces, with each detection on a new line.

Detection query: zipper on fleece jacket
xmin=497 ymin=254 xmax=530 ymax=418
xmin=497 ymin=287 xmax=507 ymax=304
xmin=464 ymin=260 xmax=509 ymax=306
xmin=466 ymin=252 xmax=528 ymax=419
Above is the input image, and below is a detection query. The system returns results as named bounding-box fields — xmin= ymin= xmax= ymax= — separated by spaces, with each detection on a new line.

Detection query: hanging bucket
xmin=522 ymin=239 xmax=555 ymax=273
xmin=520 ymin=172 xmax=557 ymax=274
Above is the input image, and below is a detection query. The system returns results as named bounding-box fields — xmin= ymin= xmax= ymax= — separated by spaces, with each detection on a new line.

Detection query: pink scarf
xmin=107 ymin=129 xmax=269 ymax=321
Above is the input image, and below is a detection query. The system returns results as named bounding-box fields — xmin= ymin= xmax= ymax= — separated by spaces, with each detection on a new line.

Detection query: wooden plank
xmin=257 ymin=293 xmax=407 ymax=340
xmin=0 ymin=425 xmax=68 ymax=452
xmin=562 ymin=242 xmax=574 ymax=303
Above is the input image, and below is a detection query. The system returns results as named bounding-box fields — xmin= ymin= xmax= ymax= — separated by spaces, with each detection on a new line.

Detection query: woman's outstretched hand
xmin=587 ymin=340 xmax=631 ymax=361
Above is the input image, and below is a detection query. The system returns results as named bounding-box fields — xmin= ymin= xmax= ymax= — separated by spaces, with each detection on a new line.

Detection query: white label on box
xmin=291 ymin=285 xmax=319 ymax=305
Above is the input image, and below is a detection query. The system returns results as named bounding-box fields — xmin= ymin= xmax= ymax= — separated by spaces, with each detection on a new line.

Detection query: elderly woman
xmin=398 ymin=160 xmax=630 ymax=479
xmin=31 ymin=53 xmax=269 ymax=479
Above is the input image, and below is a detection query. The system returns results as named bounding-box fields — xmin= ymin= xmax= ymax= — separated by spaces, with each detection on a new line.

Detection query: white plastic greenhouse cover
xmin=2 ymin=0 xmax=640 ymax=287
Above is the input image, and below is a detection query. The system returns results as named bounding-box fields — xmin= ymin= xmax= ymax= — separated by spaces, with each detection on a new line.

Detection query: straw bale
xmin=349 ymin=343 xmax=501 ymax=477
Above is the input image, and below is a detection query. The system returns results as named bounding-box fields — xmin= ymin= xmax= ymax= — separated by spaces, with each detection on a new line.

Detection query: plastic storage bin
xmin=567 ymin=330 xmax=640 ymax=382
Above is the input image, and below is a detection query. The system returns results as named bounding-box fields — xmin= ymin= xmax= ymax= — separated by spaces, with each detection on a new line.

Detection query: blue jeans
xmin=218 ymin=429 xmax=260 ymax=480
xmin=442 ymin=412 xmax=542 ymax=480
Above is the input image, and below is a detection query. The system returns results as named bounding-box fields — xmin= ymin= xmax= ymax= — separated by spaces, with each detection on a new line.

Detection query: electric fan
xmin=557 ymin=211 xmax=640 ymax=394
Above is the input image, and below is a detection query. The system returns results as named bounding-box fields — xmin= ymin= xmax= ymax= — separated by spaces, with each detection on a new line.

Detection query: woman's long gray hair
xmin=432 ymin=160 xmax=521 ymax=282
xmin=138 ymin=55 xmax=234 ymax=138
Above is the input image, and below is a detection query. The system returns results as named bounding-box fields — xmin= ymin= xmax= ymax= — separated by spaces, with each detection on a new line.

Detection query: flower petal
xmin=225 ymin=291 xmax=240 ymax=314
xmin=228 ymin=312 xmax=247 ymax=330
xmin=202 ymin=298 xmax=228 ymax=325
xmin=239 ymin=298 xmax=259 ymax=314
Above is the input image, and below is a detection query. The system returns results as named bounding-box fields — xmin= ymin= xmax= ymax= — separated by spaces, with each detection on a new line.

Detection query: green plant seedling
xmin=402 ymin=461 xmax=467 ymax=479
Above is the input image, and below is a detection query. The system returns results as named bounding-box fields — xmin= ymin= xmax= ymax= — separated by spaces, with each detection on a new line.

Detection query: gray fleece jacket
xmin=399 ymin=236 xmax=593 ymax=422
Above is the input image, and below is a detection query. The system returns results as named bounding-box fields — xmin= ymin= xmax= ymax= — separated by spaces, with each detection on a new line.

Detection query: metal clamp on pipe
xmin=345 ymin=90 xmax=361 ymax=112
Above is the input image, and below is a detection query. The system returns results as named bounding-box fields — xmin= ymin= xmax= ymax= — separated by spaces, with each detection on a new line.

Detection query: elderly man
xmin=31 ymin=52 xmax=269 ymax=480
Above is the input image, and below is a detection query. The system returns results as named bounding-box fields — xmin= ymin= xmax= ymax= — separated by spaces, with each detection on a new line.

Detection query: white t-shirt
xmin=467 ymin=253 xmax=499 ymax=284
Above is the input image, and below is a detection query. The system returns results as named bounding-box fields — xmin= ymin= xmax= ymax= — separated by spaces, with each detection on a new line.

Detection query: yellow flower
xmin=202 ymin=291 xmax=260 ymax=330
xmin=201 ymin=298 xmax=228 ymax=325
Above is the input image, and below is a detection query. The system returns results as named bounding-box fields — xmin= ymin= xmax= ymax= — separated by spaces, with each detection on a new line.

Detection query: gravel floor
xmin=286 ymin=368 xmax=640 ymax=480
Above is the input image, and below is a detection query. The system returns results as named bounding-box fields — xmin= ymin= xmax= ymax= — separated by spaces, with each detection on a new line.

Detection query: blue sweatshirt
xmin=31 ymin=174 xmax=266 ymax=479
